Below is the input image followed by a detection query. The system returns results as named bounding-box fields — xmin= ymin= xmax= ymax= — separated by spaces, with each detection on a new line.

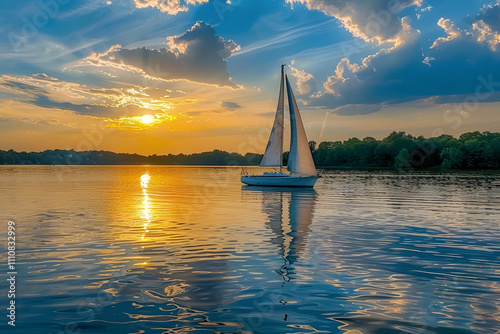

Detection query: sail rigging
xmin=285 ymin=75 xmax=317 ymax=176
xmin=260 ymin=65 xmax=285 ymax=167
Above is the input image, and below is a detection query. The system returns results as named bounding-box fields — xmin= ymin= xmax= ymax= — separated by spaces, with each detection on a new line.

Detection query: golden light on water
xmin=142 ymin=192 xmax=150 ymax=224
xmin=140 ymin=171 xmax=151 ymax=245
xmin=140 ymin=171 xmax=150 ymax=188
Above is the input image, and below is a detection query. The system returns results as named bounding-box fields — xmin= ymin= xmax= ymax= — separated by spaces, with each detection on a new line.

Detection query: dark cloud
xmin=87 ymin=22 xmax=240 ymax=87
xmin=2 ymin=80 xmax=49 ymax=96
xmin=31 ymin=94 xmax=108 ymax=116
xmin=220 ymin=101 xmax=241 ymax=109
xmin=31 ymin=73 xmax=60 ymax=82
xmin=471 ymin=2 xmax=500 ymax=33
xmin=31 ymin=95 xmax=158 ymax=118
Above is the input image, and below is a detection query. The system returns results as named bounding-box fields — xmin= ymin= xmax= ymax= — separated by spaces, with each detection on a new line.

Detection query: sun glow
xmin=141 ymin=114 xmax=155 ymax=124
xmin=106 ymin=112 xmax=176 ymax=131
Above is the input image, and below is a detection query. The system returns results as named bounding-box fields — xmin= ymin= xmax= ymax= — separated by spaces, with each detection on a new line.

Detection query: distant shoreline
xmin=2 ymin=130 xmax=499 ymax=170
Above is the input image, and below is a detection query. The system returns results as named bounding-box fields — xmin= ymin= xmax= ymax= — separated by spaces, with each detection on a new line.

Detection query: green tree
xmin=490 ymin=137 xmax=500 ymax=167
xmin=318 ymin=141 xmax=341 ymax=150
xmin=394 ymin=148 xmax=411 ymax=170
xmin=362 ymin=137 xmax=377 ymax=143
xmin=463 ymin=140 xmax=490 ymax=168
xmin=441 ymin=147 xmax=464 ymax=169
xmin=374 ymin=143 xmax=392 ymax=166
xmin=459 ymin=131 xmax=482 ymax=142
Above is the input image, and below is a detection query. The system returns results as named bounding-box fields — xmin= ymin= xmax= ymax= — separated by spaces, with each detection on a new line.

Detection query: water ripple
xmin=0 ymin=167 xmax=499 ymax=333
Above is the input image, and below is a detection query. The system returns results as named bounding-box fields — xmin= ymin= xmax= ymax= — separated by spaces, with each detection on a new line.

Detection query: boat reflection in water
xmin=243 ymin=186 xmax=316 ymax=283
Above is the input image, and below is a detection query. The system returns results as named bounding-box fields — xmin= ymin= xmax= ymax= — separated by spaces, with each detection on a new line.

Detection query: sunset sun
xmin=141 ymin=114 xmax=155 ymax=124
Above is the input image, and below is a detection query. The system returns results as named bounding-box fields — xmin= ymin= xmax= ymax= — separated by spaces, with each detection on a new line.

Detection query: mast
xmin=278 ymin=63 xmax=285 ymax=172
xmin=280 ymin=64 xmax=284 ymax=172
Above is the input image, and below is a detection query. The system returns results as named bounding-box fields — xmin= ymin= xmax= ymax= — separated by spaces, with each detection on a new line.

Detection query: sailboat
xmin=241 ymin=65 xmax=318 ymax=187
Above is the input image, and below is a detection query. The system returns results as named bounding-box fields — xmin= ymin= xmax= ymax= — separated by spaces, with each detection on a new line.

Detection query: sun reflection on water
xmin=140 ymin=171 xmax=151 ymax=242
xmin=140 ymin=171 xmax=150 ymax=189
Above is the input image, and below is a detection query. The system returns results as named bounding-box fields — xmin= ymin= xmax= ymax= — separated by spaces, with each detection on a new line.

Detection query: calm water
xmin=1 ymin=166 xmax=500 ymax=334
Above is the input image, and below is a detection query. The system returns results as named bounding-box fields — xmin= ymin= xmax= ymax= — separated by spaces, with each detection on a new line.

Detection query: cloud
xmin=422 ymin=56 xmax=434 ymax=67
xmin=220 ymin=101 xmax=241 ymax=109
xmin=1 ymin=80 xmax=49 ymax=96
xmin=0 ymin=99 xmax=82 ymax=130
xmin=472 ymin=2 xmax=500 ymax=32
xmin=289 ymin=64 xmax=317 ymax=95
xmin=431 ymin=18 xmax=463 ymax=49
xmin=292 ymin=3 xmax=500 ymax=116
xmin=433 ymin=4 xmax=500 ymax=51
xmin=315 ymin=17 xmax=422 ymax=105
xmin=0 ymin=74 xmax=177 ymax=118
xmin=286 ymin=0 xmax=422 ymax=44
xmin=0 ymin=70 xmax=254 ymax=134
xmin=84 ymin=22 xmax=240 ymax=87
xmin=472 ymin=20 xmax=500 ymax=51
xmin=133 ymin=0 xmax=209 ymax=15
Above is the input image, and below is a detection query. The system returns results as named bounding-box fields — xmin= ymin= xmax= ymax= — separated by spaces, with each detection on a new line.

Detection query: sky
xmin=0 ymin=0 xmax=499 ymax=155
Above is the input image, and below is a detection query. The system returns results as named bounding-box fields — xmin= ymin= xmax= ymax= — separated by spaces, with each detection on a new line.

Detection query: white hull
xmin=241 ymin=173 xmax=317 ymax=187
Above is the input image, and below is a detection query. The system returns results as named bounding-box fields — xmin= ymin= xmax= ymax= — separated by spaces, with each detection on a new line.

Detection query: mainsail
xmin=260 ymin=65 xmax=285 ymax=167
xmin=285 ymin=75 xmax=317 ymax=176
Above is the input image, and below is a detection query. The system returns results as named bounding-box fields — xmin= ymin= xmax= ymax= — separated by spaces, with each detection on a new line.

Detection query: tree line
xmin=1 ymin=131 xmax=499 ymax=169
xmin=0 ymin=149 xmax=262 ymax=166
xmin=308 ymin=131 xmax=500 ymax=170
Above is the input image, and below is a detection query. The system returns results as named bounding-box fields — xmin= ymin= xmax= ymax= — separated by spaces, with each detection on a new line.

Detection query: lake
xmin=0 ymin=166 xmax=499 ymax=334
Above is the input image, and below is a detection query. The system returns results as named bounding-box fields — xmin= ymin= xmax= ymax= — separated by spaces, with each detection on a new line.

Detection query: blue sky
xmin=1 ymin=0 xmax=499 ymax=154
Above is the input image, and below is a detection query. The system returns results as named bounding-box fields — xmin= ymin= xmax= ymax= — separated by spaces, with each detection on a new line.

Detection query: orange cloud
xmin=134 ymin=0 xmax=209 ymax=15
xmin=431 ymin=18 xmax=462 ymax=49
xmin=473 ymin=20 xmax=500 ymax=51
